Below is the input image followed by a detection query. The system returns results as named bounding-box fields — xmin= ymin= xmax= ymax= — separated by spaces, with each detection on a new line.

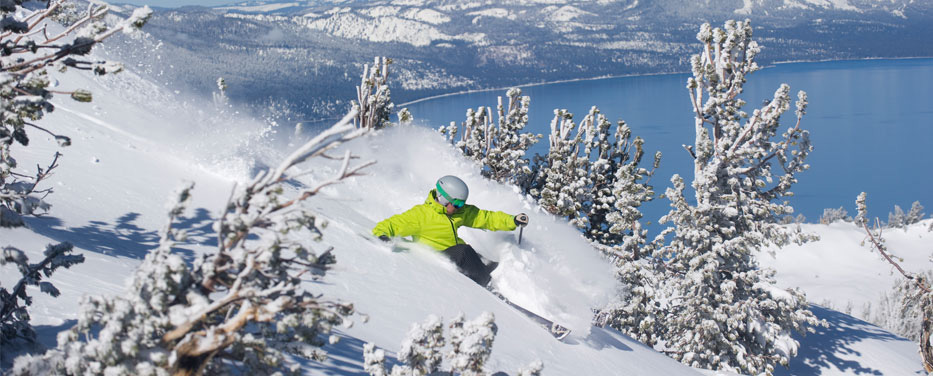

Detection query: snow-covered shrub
xmin=397 ymin=314 xmax=446 ymax=374
xmin=888 ymin=201 xmax=925 ymax=230
xmin=856 ymin=192 xmax=933 ymax=371
xmin=353 ymin=56 xmax=397 ymax=130
xmin=446 ymin=313 xmax=497 ymax=375
xmin=780 ymin=213 xmax=806 ymax=224
xmin=12 ymin=113 xmax=372 ymax=375
xmin=438 ymin=88 xmax=541 ymax=186
xmin=363 ymin=312 xmax=541 ymax=376
xmin=654 ymin=20 xmax=823 ymax=374
xmin=820 ymin=206 xmax=851 ymax=224
xmin=0 ymin=1 xmax=150 ymax=227
xmin=1 ymin=243 xmax=84 ymax=346
xmin=868 ymin=270 xmax=933 ymax=342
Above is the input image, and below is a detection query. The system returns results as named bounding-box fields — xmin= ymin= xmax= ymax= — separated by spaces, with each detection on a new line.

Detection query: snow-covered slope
xmin=760 ymin=221 xmax=933 ymax=314
xmin=1 ymin=51 xmax=930 ymax=375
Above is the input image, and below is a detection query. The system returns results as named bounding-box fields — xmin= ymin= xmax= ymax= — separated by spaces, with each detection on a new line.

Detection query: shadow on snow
xmin=23 ymin=208 xmax=218 ymax=262
xmin=301 ymin=331 xmax=402 ymax=375
xmin=776 ymin=305 xmax=918 ymax=376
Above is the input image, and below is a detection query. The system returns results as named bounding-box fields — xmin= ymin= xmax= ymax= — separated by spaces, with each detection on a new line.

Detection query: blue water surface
xmin=403 ymin=58 xmax=933 ymax=226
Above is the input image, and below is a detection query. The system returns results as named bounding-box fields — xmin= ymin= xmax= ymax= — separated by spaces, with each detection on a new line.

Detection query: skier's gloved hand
xmin=514 ymin=213 xmax=529 ymax=227
xmin=378 ymin=235 xmax=391 ymax=242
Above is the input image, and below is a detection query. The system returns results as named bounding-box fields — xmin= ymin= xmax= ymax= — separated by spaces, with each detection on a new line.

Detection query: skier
xmin=372 ymin=175 xmax=529 ymax=286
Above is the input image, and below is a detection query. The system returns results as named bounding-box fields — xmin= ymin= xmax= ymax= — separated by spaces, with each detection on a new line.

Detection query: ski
xmin=487 ymin=288 xmax=571 ymax=340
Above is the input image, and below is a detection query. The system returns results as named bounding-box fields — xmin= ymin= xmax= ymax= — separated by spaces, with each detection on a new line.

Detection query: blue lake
xmin=403 ymin=58 xmax=933 ymax=225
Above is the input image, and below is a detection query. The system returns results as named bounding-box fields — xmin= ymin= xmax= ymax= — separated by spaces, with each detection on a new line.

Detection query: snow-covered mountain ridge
xmin=104 ymin=0 xmax=933 ymax=120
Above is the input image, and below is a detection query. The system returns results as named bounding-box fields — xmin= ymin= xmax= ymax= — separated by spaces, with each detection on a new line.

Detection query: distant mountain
xmin=109 ymin=0 xmax=933 ymax=120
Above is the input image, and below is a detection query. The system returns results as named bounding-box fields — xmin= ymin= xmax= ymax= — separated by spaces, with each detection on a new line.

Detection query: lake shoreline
xmin=402 ymin=57 xmax=933 ymax=224
xmin=398 ymin=56 xmax=933 ymax=108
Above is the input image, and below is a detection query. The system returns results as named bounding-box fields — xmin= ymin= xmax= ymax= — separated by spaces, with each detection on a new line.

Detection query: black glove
xmin=514 ymin=213 xmax=529 ymax=227
xmin=378 ymin=235 xmax=391 ymax=242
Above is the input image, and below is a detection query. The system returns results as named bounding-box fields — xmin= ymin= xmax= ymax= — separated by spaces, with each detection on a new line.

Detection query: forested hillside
xmin=101 ymin=0 xmax=933 ymax=120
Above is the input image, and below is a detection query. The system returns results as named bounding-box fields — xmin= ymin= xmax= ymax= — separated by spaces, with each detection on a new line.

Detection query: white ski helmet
xmin=436 ymin=175 xmax=469 ymax=207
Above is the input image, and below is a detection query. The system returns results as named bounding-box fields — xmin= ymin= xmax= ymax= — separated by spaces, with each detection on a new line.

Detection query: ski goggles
xmin=436 ymin=183 xmax=465 ymax=209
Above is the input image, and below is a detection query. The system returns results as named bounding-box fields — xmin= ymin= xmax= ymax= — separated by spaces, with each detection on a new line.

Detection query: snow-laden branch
xmin=1 ymin=0 xmax=151 ymax=230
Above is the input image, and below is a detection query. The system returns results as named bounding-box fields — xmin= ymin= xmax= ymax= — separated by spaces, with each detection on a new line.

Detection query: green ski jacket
xmin=372 ymin=189 xmax=517 ymax=251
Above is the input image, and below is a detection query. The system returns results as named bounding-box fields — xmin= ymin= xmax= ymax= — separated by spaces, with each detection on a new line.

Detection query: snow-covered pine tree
xmin=819 ymin=206 xmax=851 ymax=224
xmin=529 ymin=106 xmax=659 ymax=244
xmin=594 ymin=244 xmax=667 ymax=347
xmin=907 ymin=201 xmax=925 ymax=225
xmin=362 ymin=313 xmax=542 ymax=376
xmin=856 ymin=192 xmax=933 ymax=372
xmin=530 ymin=108 xmax=589 ymax=223
xmin=655 ymin=20 xmax=822 ymax=374
xmin=889 ymin=204 xmax=908 ymax=229
xmin=0 ymin=0 xmax=149 ymax=351
xmin=12 ymin=112 xmax=372 ymax=375
xmin=439 ymin=105 xmax=492 ymax=164
xmin=353 ymin=57 xmax=397 ymax=130
xmin=888 ymin=201 xmax=925 ymax=229
xmin=438 ymin=88 xmax=541 ymax=186
xmin=485 ymin=89 xmax=540 ymax=185
xmin=869 ymin=270 xmax=931 ymax=342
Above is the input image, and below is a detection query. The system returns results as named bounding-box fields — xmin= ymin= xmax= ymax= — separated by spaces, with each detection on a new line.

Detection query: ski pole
xmin=518 ymin=226 xmax=524 ymax=245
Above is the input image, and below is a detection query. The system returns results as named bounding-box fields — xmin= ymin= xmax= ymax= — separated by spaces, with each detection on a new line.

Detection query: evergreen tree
xmin=819 ymin=206 xmax=851 ymax=224
xmin=888 ymin=204 xmax=908 ymax=229
xmin=594 ymin=245 xmax=667 ymax=347
xmin=886 ymin=202 xmax=925 ymax=230
xmin=869 ymin=270 xmax=931 ymax=342
xmin=353 ymin=57 xmax=396 ymax=130
xmin=529 ymin=106 xmax=659 ymax=244
xmin=531 ymin=108 xmax=591 ymax=225
xmin=655 ymin=20 xmax=822 ymax=374
xmin=906 ymin=201 xmax=926 ymax=226
xmin=439 ymin=88 xmax=541 ymax=186
xmin=437 ymin=86 xmax=662 ymax=351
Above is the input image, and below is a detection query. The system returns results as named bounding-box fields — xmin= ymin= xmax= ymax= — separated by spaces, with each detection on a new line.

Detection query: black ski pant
xmin=442 ymin=244 xmax=491 ymax=286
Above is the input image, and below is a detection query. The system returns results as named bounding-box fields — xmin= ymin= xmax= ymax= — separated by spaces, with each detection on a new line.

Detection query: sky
xmin=113 ymin=0 xmax=240 ymax=7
